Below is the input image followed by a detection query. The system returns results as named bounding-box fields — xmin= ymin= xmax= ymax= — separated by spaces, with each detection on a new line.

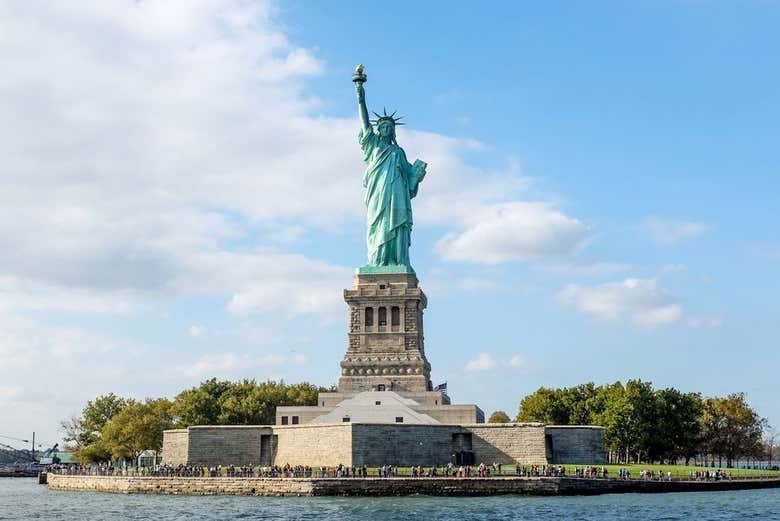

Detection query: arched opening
xmin=391 ymin=306 xmax=400 ymax=327
xmin=378 ymin=307 xmax=387 ymax=327
xmin=365 ymin=307 xmax=374 ymax=327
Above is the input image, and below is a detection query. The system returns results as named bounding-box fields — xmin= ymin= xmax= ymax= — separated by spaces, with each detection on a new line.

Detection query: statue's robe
xmin=359 ymin=127 xmax=425 ymax=267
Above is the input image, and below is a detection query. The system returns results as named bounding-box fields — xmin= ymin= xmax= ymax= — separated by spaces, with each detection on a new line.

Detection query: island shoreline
xmin=45 ymin=474 xmax=780 ymax=497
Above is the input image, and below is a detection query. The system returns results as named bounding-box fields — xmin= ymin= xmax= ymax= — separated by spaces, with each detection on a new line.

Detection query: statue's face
xmin=378 ymin=121 xmax=394 ymax=138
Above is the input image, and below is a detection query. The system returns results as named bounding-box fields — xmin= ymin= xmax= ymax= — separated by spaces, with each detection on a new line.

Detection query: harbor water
xmin=2 ymin=477 xmax=779 ymax=520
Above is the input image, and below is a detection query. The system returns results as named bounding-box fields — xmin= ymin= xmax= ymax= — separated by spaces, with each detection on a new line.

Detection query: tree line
xmin=64 ymin=377 xmax=769 ymax=468
xmin=490 ymin=380 xmax=767 ymax=467
xmin=62 ymin=379 xmax=331 ymax=463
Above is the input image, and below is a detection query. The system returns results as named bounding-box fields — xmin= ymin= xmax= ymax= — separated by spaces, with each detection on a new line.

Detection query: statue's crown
xmin=370 ymin=107 xmax=404 ymax=126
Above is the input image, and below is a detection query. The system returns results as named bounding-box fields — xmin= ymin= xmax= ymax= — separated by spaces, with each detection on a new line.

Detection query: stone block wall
xmin=186 ymin=426 xmax=270 ymax=466
xmin=273 ymin=424 xmax=353 ymax=466
xmin=467 ymin=424 xmax=548 ymax=465
xmin=162 ymin=422 xmax=605 ymax=468
xmin=351 ymin=424 xmax=456 ymax=466
xmin=161 ymin=429 xmax=189 ymax=466
xmin=545 ymin=426 xmax=606 ymax=464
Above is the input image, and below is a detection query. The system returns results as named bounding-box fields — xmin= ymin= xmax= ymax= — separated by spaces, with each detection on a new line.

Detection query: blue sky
xmin=0 ymin=1 xmax=778 ymax=449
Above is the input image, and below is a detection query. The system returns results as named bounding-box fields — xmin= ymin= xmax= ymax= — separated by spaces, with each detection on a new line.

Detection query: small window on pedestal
xmin=395 ymin=417 xmax=404 ymax=423
xmin=391 ymin=306 xmax=400 ymax=326
xmin=365 ymin=307 xmax=374 ymax=327
xmin=281 ymin=416 xmax=288 ymax=425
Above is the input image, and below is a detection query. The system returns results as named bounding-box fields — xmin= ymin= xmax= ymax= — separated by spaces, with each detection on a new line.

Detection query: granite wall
xmin=181 ymin=426 xmax=271 ymax=467
xmin=48 ymin=474 xmax=780 ymax=496
xmin=350 ymin=424 xmax=455 ymax=466
xmin=161 ymin=429 xmax=189 ymax=466
xmin=545 ymin=426 xmax=606 ymax=464
xmin=163 ymin=422 xmax=605 ymax=468
xmin=467 ymin=424 xmax=548 ymax=465
xmin=272 ymin=424 xmax=353 ymax=466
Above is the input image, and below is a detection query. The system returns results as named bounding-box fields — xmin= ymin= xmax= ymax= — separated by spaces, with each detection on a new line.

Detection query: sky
xmin=0 ymin=0 xmax=778 ymax=450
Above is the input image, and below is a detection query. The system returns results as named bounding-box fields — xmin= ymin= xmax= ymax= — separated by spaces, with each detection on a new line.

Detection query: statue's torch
xmin=352 ymin=64 xmax=367 ymax=84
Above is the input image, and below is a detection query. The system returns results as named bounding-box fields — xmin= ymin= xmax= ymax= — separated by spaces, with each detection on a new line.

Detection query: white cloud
xmin=436 ymin=202 xmax=590 ymax=264
xmin=661 ymin=264 xmax=687 ymax=274
xmin=0 ymin=0 xmax=564 ymax=317
xmin=174 ymin=352 xmax=307 ymax=379
xmin=465 ymin=353 xmax=528 ymax=372
xmin=639 ymin=217 xmax=707 ymax=245
xmin=0 ymin=0 xmax=584 ymax=442
xmin=558 ymin=277 xmax=682 ymax=327
xmin=465 ymin=353 xmax=498 ymax=372
xmin=687 ymin=315 xmax=723 ymax=329
xmin=536 ymin=261 xmax=631 ymax=276
xmin=458 ymin=277 xmax=500 ymax=292
xmin=189 ymin=325 xmax=206 ymax=337
xmin=508 ymin=355 xmax=527 ymax=369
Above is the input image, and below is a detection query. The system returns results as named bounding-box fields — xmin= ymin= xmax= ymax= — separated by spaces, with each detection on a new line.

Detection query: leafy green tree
xmin=61 ymin=393 xmax=127 ymax=463
xmin=654 ymin=388 xmax=703 ymax=464
xmin=102 ymin=399 xmax=175 ymax=462
xmin=171 ymin=378 xmax=233 ymax=426
xmin=624 ymin=379 xmax=659 ymax=463
xmin=590 ymin=382 xmax=632 ymax=463
xmin=172 ymin=378 xmax=327 ymax=427
xmin=516 ymin=387 xmax=570 ymax=424
xmin=701 ymin=393 xmax=766 ymax=467
xmin=488 ymin=410 xmax=511 ymax=423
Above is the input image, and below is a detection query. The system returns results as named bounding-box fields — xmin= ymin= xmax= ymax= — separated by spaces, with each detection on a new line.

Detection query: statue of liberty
xmin=353 ymin=65 xmax=427 ymax=274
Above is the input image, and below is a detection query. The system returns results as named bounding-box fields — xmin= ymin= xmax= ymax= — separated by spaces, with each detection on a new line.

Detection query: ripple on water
xmin=2 ymin=479 xmax=780 ymax=521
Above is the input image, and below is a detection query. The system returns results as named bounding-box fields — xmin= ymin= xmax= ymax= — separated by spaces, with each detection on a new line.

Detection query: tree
xmin=171 ymin=378 xmax=328 ymax=427
xmin=488 ymin=411 xmax=511 ymax=423
xmin=590 ymin=382 xmax=632 ymax=463
xmin=102 ymin=399 xmax=174 ymax=462
xmin=171 ymin=378 xmax=233 ymax=426
xmin=701 ymin=393 xmax=766 ymax=467
xmin=764 ymin=425 xmax=777 ymax=467
xmin=61 ymin=393 xmax=128 ymax=463
xmin=516 ymin=387 xmax=570 ymax=424
xmin=655 ymin=389 xmax=702 ymax=464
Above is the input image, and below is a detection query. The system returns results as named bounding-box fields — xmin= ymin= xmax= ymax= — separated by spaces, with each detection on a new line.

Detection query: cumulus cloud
xmin=465 ymin=353 xmax=528 ymax=372
xmin=0 ymin=0 xmax=583 ymax=441
xmin=465 ymin=353 xmax=498 ymax=372
xmin=458 ymin=277 xmax=500 ymax=292
xmin=687 ymin=315 xmax=723 ymax=329
xmin=558 ymin=278 xmax=682 ymax=327
xmin=189 ymin=325 xmax=206 ymax=337
xmin=436 ymin=202 xmax=590 ymax=264
xmin=508 ymin=355 xmax=527 ymax=369
xmin=174 ymin=352 xmax=307 ymax=378
xmin=639 ymin=217 xmax=707 ymax=245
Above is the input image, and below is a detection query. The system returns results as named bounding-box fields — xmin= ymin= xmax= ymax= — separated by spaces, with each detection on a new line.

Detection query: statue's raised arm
xmin=353 ymin=65 xmax=371 ymax=131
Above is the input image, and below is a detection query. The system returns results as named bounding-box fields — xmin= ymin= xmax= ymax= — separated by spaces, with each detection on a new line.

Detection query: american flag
xmin=433 ymin=382 xmax=447 ymax=392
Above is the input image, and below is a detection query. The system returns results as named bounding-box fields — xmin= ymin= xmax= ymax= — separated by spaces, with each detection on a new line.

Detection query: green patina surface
xmin=354 ymin=66 xmax=426 ymax=274
xmin=356 ymin=264 xmax=416 ymax=275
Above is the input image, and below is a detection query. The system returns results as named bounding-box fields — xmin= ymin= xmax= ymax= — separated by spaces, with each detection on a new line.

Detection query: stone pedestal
xmin=339 ymin=272 xmax=432 ymax=393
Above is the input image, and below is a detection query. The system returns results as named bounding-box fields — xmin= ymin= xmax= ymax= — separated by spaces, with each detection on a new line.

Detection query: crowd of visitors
xmin=47 ymin=463 xmax=740 ymax=482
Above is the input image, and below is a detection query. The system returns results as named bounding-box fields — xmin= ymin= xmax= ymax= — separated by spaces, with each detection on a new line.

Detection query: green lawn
xmin=364 ymin=464 xmax=780 ymax=479
xmin=556 ymin=464 xmax=780 ymax=479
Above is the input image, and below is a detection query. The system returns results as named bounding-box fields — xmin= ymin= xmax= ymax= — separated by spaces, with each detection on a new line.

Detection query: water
xmin=2 ymin=478 xmax=780 ymax=520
